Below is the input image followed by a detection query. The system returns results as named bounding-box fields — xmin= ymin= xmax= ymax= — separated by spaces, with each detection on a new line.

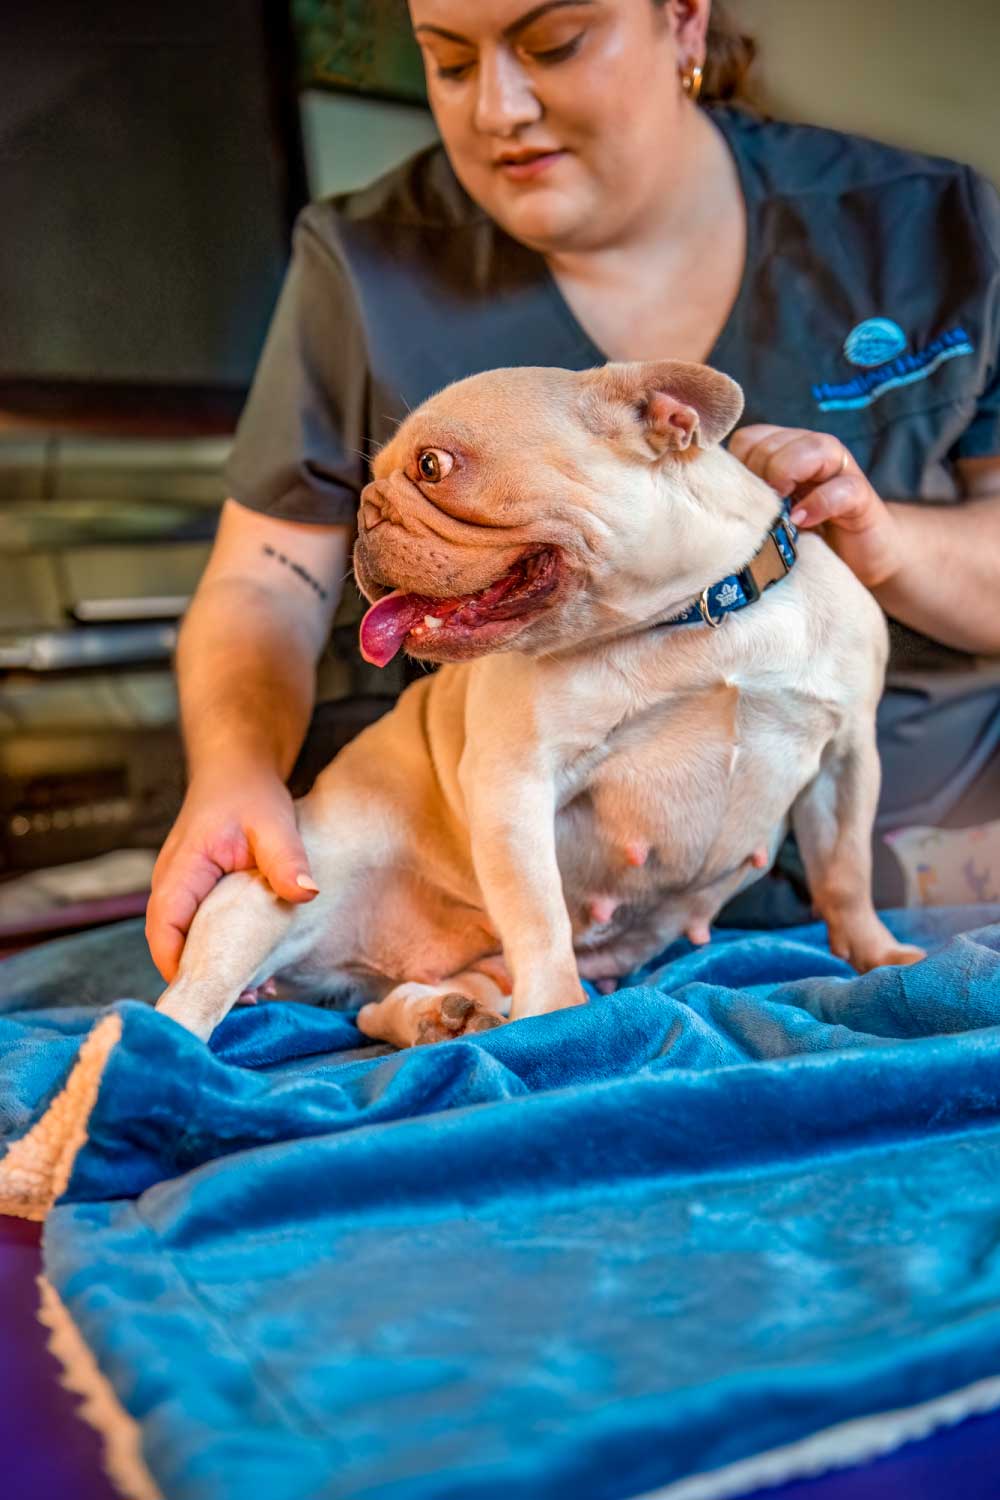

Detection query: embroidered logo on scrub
xmin=844 ymin=318 xmax=908 ymax=368
xmin=812 ymin=322 xmax=974 ymax=412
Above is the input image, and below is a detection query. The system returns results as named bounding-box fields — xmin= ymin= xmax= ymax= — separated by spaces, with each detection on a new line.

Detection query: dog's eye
xmin=416 ymin=448 xmax=453 ymax=482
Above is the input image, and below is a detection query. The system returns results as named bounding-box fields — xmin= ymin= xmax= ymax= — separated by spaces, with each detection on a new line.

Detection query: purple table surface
xmin=1 ymin=1216 xmax=117 ymax=1500
xmin=2 ymin=1214 xmax=997 ymax=1499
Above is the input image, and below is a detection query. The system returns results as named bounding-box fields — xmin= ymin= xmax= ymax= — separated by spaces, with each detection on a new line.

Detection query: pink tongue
xmin=359 ymin=591 xmax=433 ymax=667
xmin=359 ymin=558 xmax=531 ymax=666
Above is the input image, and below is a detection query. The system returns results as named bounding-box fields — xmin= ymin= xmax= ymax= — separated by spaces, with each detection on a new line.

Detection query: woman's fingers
xmin=729 ymin=425 xmax=855 ymax=503
xmin=145 ymin=780 xmax=319 ymax=983
xmin=729 ymin=423 xmax=902 ymax=587
xmin=727 ymin=423 xmax=785 ymax=465
xmin=729 ymin=424 xmax=869 ymax=530
xmin=246 ymin=811 xmax=320 ymax=904
xmin=146 ymin=852 xmax=227 ymax=982
xmin=787 ymin=472 xmax=874 ymax=532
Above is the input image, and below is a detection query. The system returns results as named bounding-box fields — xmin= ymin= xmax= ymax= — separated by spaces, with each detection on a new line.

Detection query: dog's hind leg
xmin=357 ymin=957 xmax=511 ymax=1049
xmin=792 ymin=717 xmax=925 ymax=973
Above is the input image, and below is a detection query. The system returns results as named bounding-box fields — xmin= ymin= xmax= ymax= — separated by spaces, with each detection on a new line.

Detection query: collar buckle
xmin=739 ymin=522 xmax=796 ymax=607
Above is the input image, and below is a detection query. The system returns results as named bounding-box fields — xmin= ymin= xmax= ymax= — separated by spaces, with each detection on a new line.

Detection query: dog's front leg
xmin=462 ymin=765 xmax=586 ymax=1022
xmin=792 ymin=716 xmax=925 ymax=972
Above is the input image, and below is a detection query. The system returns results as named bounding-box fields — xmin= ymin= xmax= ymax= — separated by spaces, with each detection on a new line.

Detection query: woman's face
xmin=408 ymin=0 xmax=707 ymax=253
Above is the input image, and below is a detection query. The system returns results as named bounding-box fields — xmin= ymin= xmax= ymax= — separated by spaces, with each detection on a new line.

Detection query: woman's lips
xmin=496 ymin=150 xmax=565 ymax=181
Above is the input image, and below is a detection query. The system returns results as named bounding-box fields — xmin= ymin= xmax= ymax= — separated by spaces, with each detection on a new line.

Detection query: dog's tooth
xmin=424 ymin=615 xmax=443 ymax=629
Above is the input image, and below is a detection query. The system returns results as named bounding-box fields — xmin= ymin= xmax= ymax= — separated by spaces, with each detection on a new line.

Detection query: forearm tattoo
xmin=261 ymin=544 xmax=329 ymax=601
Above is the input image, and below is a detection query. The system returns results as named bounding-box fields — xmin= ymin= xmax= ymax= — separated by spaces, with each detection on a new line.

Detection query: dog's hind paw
xmin=357 ymin=981 xmax=505 ymax=1049
xmin=416 ymin=992 xmax=504 ymax=1045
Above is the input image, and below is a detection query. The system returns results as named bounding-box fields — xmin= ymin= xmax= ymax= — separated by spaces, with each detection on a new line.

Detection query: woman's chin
xmin=478 ymin=181 xmax=594 ymax=252
xmin=512 ymin=207 xmax=594 ymax=253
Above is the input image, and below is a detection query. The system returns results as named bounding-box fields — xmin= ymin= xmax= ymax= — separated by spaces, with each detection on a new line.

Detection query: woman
xmin=146 ymin=0 xmax=1000 ymax=981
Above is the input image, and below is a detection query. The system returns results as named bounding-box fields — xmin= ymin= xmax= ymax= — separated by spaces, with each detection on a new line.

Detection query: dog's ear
xmin=580 ymin=360 xmax=744 ymax=457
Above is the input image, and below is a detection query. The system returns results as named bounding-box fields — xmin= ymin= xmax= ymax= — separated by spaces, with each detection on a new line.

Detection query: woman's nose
xmin=474 ymin=47 xmax=542 ymax=136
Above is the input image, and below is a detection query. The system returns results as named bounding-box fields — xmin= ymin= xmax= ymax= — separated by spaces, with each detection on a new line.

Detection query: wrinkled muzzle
xmin=355 ymin=538 xmax=563 ymax=667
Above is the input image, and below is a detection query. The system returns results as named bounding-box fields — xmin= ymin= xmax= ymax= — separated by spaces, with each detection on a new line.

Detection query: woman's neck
xmin=545 ymin=107 xmax=742 ymax=286
xmin=542 ymin=108 xmax=747 ymax=366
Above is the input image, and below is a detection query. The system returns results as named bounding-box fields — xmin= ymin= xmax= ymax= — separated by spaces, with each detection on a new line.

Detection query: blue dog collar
xmin=666 ymin=500 xmax=799 ymax=630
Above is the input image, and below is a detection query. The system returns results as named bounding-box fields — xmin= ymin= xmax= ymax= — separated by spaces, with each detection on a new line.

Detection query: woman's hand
xmin=728 ymin=424 xmax=906 ymax=589
xmin=145 ymin=764 xmax=318 ymax=983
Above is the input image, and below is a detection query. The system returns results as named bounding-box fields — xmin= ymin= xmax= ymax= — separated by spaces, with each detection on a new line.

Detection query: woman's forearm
xmin=871 ymin=495 xmax=1000 ymax=654
xmin=175 ymin=576 xmax=333 ymax=782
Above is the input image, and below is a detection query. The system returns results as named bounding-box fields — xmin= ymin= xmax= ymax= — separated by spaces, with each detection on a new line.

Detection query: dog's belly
xmin=556 ymin=694 xmax=829 ymax=976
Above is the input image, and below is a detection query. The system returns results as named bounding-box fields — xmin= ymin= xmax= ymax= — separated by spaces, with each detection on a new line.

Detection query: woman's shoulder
xmin=714 ymin=104 xmax=988 ymax=206
xmin=299 ymin=144 xmax=485 ymax=244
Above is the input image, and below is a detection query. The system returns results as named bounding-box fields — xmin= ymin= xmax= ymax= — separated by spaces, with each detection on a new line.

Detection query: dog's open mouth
xmin=359 ymin=549 xmax=560 ymax=667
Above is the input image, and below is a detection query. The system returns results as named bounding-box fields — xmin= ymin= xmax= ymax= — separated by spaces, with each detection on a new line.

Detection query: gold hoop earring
xmin=681 ymin=63 xmax=704 ymax=102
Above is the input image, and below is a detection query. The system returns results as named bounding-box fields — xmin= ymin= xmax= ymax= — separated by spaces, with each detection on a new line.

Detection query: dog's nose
xmin=359 ymin=481 xmax=391 ymax=531
xmin=360 ymin=481 xmax=401 ymax=531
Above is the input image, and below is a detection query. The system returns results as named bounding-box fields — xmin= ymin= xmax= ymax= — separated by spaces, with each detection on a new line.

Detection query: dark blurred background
xmin=0 ymin=0 xmax=437 ymax=947
xmin=0 ymin=0 xmax=996 ymax=947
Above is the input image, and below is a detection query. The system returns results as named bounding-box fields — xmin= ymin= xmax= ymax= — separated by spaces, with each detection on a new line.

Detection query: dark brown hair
xmin=654 ymin=1 xmax=758 ymax=102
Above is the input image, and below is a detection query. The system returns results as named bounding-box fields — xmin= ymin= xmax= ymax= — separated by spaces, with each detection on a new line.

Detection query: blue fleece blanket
xmin=4 ymin=909 xmax=1000 ymax=1500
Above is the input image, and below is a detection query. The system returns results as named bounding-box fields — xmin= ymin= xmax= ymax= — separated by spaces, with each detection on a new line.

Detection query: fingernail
xmin=790 ymin=507 xmax=808 ymax=525
xmin=296 ymin=874 xmax=320 ymax=893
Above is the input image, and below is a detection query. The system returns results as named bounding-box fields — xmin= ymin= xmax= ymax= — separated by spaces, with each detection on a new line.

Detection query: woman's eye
xmin=530 ymin=34 xmax=584 ymax=65
xmin=433 ymin=34 xmax=582 ymax=81
xmin=436 ymin=60 xmax=473 ymax=80
xmin=417 ymin=449 xmax=454 ymax=482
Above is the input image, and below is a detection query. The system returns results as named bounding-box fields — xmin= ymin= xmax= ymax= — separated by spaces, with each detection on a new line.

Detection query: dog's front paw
xmin=827 ymin=918 xmax=926 ymax=974
xmin=853 ymin=941 xmax=926 ymax=973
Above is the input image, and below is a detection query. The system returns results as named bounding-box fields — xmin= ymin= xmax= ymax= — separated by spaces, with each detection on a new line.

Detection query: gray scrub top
xmin=225 ymin=104 xmax=1000 ymax=889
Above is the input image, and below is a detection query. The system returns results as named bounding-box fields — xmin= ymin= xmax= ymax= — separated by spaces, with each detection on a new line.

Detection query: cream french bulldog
xmin=156 ymin=360 xmax=923 ymax=1047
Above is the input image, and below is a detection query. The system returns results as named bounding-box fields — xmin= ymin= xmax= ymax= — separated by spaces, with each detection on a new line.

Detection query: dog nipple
xmin=624 ymin=840 xmax=649 ymax=868
xmin=686 ymin=922 xmax=711 ymax=946
xmin=588 ymin=895 xmax=619 ymax=925
xmin=749 ymin=846 xmax=769 ymax=869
